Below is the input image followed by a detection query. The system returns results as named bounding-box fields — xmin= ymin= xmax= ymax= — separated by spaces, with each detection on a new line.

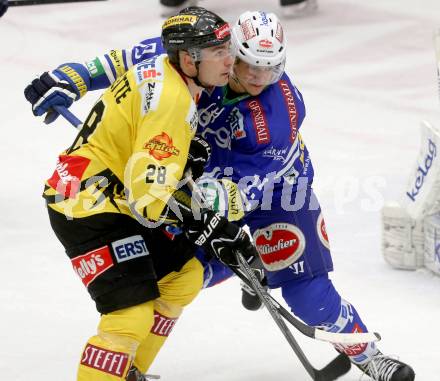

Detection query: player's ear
xmin=179 ymin=51 xmax=197 ymax=77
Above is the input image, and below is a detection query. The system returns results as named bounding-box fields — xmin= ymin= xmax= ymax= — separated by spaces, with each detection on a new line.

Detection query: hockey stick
xmin=186 ymin=176 xmax=381 ymax=345
xmin=185 ymin=177 xmax=352 ymax=380
xmin=9 ymin=0 xmax=107 ymax=6
xmin=231 ymin=263 xmax=381 ymax=344
xmin=234 ymin=250 xmax=351 ymax=381
xmin=53 ymin=105 xmax=83 ymax=128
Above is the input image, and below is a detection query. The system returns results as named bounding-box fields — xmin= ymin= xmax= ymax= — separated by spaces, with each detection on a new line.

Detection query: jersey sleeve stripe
xmin=126 ymin=50 xmax=133 ymax=70
xmin=122 ymin=50 xmax=129 ymax=72
xmin=102 ymin=54 xmax=117 ymax=83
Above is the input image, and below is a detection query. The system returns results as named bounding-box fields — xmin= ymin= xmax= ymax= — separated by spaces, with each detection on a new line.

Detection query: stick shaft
xmin=53 ymin=105 xmax=83 ymax=129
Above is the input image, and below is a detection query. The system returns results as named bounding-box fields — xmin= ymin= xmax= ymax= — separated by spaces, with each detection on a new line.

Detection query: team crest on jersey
xmin=71 ymin=246 xmax=114 ymax=287
xmin=47 ymin=155 xmax=90 ymax=198
xmin=227 ymin=107 xmax=246 ymax=139
xmin=317 ymin=213 xmax=330 ymax=249
xmin=144 ymin=132 xmax=180 ymax=160
xmin=253 ymin=223 xmax=305 ymax=271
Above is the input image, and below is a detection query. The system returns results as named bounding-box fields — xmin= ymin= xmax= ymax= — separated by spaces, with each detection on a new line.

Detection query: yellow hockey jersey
xmin=43 ymin=54 xmax=198 ymax=223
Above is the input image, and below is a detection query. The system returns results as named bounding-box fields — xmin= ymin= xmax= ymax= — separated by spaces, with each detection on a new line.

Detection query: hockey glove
xmin=24 ymin=71 xmax=78 ymax=123
xmin=184 ymin=136 xmax=211 ymax=180
xmin=185 ymin=209 xmax=257 ymax=267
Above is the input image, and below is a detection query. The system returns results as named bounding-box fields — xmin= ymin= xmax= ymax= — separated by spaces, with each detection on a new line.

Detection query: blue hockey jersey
xmin=197 ymin=74 xmax=314 ymax=214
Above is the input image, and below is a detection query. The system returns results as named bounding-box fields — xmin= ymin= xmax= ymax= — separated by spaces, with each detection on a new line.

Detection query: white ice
xmin=1 ymin=0 xmax=439 ymax=380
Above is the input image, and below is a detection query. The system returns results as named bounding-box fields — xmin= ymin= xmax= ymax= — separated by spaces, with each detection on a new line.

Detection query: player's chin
xmin=216 ymin=72 xmax=230 ymax=85
xmin=247 ymin=83 xmax=266 ymax=96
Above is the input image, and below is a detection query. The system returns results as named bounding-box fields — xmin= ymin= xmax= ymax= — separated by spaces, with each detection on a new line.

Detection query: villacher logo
xmin=253 ymin=223 xmax=305 ymax=271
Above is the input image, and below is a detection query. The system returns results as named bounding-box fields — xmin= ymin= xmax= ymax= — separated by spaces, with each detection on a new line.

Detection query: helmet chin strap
xmin=180 ymin=60 xmax=210 ymax=89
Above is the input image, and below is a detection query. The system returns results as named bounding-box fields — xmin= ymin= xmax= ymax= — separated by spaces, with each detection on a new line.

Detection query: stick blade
xmin=314 ymin=330 xmax=381 ymax=344
xmin=313 ymin=353 xmax=351 ymax=381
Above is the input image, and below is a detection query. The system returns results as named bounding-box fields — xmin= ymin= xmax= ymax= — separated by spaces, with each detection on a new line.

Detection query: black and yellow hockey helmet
xmin=161 ymin=6 xmax=231 ymax=55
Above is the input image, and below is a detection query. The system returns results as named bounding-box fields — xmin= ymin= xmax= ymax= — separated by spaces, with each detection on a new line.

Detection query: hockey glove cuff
xmin=185 ymin=209 xmax=257 ymax=267
xmin=184 ymin=136 xmax=211 ymax=180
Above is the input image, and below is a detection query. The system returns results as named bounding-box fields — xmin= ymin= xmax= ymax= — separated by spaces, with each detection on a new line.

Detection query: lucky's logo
xmin=71 ymin=246 xmax=114 ymax=287
xmin=253 ymin=223 xmax=305 ymax=271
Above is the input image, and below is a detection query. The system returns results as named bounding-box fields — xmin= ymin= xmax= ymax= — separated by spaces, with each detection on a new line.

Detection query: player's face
xmin=197 ymin=42 xmax=234 ymax=86
xmin=232 ymin=59 xmax=275 ymax=96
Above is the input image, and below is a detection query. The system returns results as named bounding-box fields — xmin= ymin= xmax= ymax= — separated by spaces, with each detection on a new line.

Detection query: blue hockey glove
xmin=24 ymin=71 xmax=78 ymax=124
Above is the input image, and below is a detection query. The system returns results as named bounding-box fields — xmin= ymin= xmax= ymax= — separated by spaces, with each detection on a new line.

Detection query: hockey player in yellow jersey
xmin=44 ymin=53 xmax=197 ymax=222
xmin=40 ymin=7 xmax=256 ymax=381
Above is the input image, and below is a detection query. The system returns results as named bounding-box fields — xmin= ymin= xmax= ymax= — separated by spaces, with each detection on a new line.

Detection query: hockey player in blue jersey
xmin=193 ymin=12 xmax=415 ymax=381
xmin=24 ymin=8 xmax=415 ymax=381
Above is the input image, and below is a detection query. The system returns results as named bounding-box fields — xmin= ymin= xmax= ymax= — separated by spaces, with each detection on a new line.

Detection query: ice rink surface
xmin=1 ymin=0 xmax=440 ymax=380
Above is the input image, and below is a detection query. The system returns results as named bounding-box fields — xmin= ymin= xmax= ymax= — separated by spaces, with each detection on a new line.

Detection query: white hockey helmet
xmin=231 ymin=11 xmax=286 ymax=84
